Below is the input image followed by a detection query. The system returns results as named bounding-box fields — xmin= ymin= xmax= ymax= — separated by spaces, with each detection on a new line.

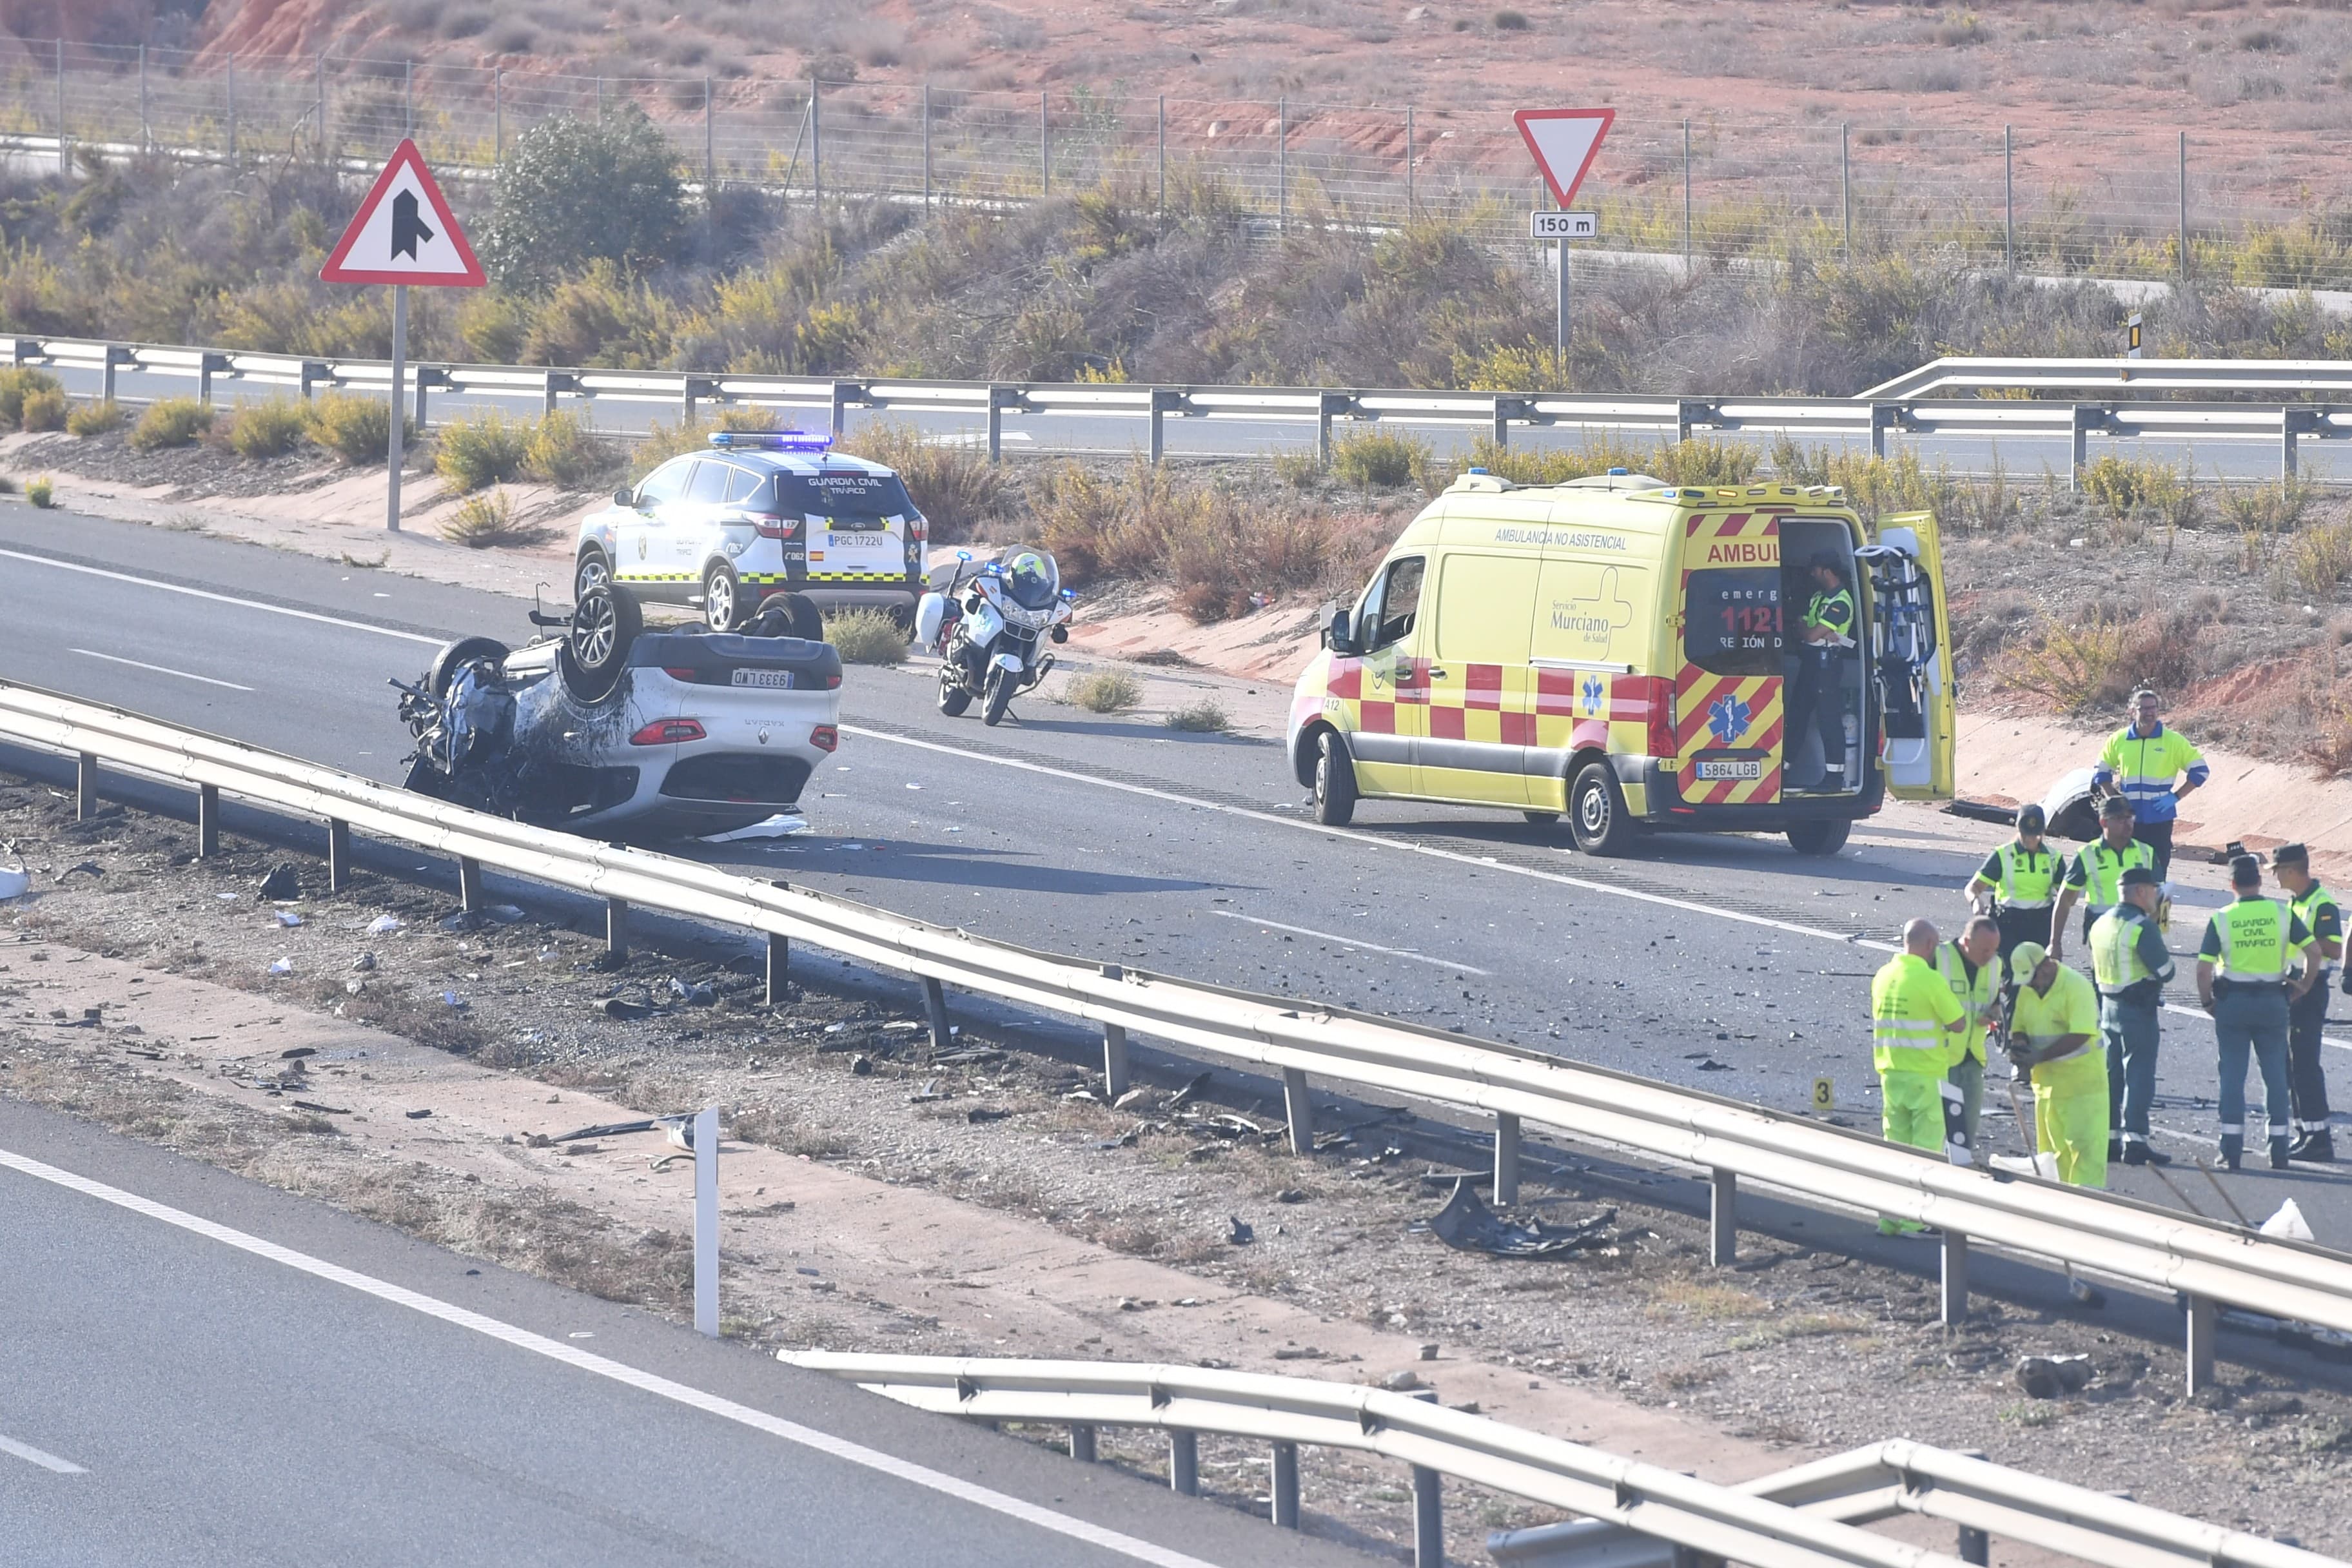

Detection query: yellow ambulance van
xmin=1286 ymin=468 xmax=1954 ymax=856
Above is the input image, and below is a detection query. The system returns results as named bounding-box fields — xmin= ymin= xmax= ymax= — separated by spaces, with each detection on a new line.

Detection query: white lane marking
xmin=0 ymin=548 xmax=442 ymax=647
xmin=1211 ymin=909 xmax=1493 ymax=975
xmin=0 ymin=1432 xmax=85 ymax=1474
xmin=70 ymin=648 xmax=253 ymax=692
xmin=843 ymin=725 xmax=2352 ymax=1054
xmin=0 ymin=1148 xmax=1219 ymax=1568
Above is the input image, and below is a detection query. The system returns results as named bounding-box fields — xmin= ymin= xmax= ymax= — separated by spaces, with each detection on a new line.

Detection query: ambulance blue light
xmin=1607 ymin=466 xmax=1627 ymax=475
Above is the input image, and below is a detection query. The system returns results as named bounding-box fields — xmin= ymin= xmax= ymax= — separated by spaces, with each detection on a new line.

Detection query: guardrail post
xmin=1170 ymin=1430 xmax=1199 ymax=1494
xmin=1940 ymin=1231 xmax=1969 ymax=1325
xmin=1709 ymin=1168 xmax=1736 ymax=1266
xmin=766 ymin=930 xmax=790 ymax=1006
xmin=545 ymin=371 xmax=564 ymax=418
xmin=830 ymin=380 xmax=863 ymax=440
xmin=458 ymin=857 xmax=484 ymax=914
xmin=1493 ymin=1112 xmax=1520 ymax=1207
xmin=1101 ymin=1015 xmax=1130 ymax=1100
xmin=413 ymin=366 xmax=436 ymax=430
xmin=1491 ymin=396 xmax=1511 ymax=449
xmin=11 ymin=338 xmax=35 ymax=368
xmin=1148 ymin=387 xmax=1181 ymax=464
xmin=1317 ymin=392 xmax=1349 ymax=468
xmin=605 ymin=897 xmax=629 ymax=959
xmin=1411 ymin=1462 xmax=1443 ymax=1567
xmin=75 ymin=752 xmax=97 ymax=821
xmin=1957 ymin=1525 xmax=1990 ymax=1566
xmin=1868 ymin=401 xmax=1897 ymax=460
xmin=986 ymin=385 xmax=1017 ymax=464
xmin=300 ymin=360 xmax=329 ymax=400
xmin=1068 ymin=1424 xmax=1096 ymax=1463
xmin=923 ymin=976 xmax=953 ymax=1054
xmin=197 ymin=783 xmax=220 ymax=857
xmin=2069 ymin=405 xmax=2101 ymax=489
xmin=2185 ymin=1293 xmax=2219 ymax=1395
xmin=2280 ymin=406 xmax=2321 ymax=489
xmin=694 ymin=1103 xmax=720 ymax=1337
xmin=327 ymin=819 xmax=352 ymax=891
xmin=197 ymin=351 xmax=230 ymax=406
xmin=1282 ymin=1067 xmax=1315 ymax=1155
xmin=1270 ymin=1440 xmax=1300 ymax=1527
xmin=100 ymin=346 xmax=132 ymax=406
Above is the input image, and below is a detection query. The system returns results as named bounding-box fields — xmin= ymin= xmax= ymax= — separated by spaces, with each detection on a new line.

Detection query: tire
xmin=573 ymin=547 xmax=611 ymax=605
xmin=1313 ymin=730 xmax=1358 ymax=827
xmin=1787 ymin=817 xmax=1852 ymax=857
xmin=558 ymin=583 xmax=642 ymax=703
xmin=1569 ymin=760 xmax=1634 ymax=856
xmin=981 ymin=666 xmax=1015 ymax=726
xmin=773 ymin=590 xmax=823 ymax=642
xmin=937 ymin=678 xmax=972 ymax=716
xmin=429 ymin=636 xmax=509 ymax=698
xmin=703 ymin=563 xmax=745 ymax=632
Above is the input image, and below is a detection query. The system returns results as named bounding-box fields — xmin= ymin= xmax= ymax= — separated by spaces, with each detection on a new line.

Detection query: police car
xmin=574 ymin=431 xmax=926 ymax=632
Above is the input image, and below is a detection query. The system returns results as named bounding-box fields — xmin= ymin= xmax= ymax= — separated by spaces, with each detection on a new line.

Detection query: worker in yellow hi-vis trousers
xmin=1870 ymin=918 xmax=1968 ymax=1234
xmin=2006 ymin=941 xmax=2108 ymax=1189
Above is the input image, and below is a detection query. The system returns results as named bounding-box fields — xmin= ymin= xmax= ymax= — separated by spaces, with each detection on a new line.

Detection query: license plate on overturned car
xmin=731 ymin=669 xmax=795 ymax=689
xmin=1695 ymin=757 xmax=1762 ymax=780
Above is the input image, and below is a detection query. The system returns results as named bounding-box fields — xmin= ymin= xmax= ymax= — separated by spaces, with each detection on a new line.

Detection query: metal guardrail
xmin=1863 ymin=357 xmax=2352 ymax=402
xmin=783 ymin=1354 xmax=2340 ymax=1568
xmin=10 ymin=333 xmax=2352 ymax=480
xmin=4 ymin=676 xmax=2350 ymax=1400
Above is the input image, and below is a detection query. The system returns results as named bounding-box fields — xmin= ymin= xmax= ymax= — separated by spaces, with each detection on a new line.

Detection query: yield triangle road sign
xmin=320 ymin=137 xmax=486 ymax=287
xmin=1513 ymin=108 xmax=1616 ymax=209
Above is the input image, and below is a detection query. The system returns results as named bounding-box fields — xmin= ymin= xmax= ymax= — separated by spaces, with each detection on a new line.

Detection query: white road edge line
xmin=841 ymin=724 xmax=2352 ymax=1054
xmin=0 ymin=1431 xmax=86 ymax=1475
xmin=0 ymin=1147 xmax=1221 ymax=1568
xmin=0 ymin=548 xmax=444 ymax=646
xmin=69 ymin=648 xmax=254 ymax=692
xmin=1211 ymin=909 xmax=1494 ymax=975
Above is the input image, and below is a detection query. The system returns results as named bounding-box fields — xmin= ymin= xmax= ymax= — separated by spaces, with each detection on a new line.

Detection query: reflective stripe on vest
xmin=1994 ymin=842 xmax=2056 ymax=908
xmin=2215 ymin=898 xmax=2290 ymax=982
xmin=2293 ymin=882 xmax=2339 ymax=966
xmin=1935 ymin=941 xmax=1994 ymax=1063
xmin=2076 ymin=839 xmax=2154 ymax=908
xmin=2090 ymin=908 xmax=2151 ymax=992
xmin=1872 ymin=956 xmax=1955 ymax=1072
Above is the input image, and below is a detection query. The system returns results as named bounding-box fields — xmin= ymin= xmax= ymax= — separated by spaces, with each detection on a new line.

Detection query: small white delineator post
xmin=694 ymin=1104 xmax=720 ymax=1338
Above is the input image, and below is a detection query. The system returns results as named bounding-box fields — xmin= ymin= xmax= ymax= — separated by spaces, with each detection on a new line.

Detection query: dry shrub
xmin=129 ymin=395 xmax=213 ymax=451
xmin=307 ymin=391 xmax=403 ymax=464
xmin=0 ymin=366 xmax=61 ymax=427
xmin=1063 ymin=668 xmax=1141 ymax=711
xmin=1164 ymin=697 xmax=1230 ymax=732
xmin=436 ymin=408 xmax=533 ymax=493
xmin=56 ymin=395 xmax=113 ymax=435
xmin=823 ymin=607 xmax=908 ymax=664
xmin=440 ymin=487 xmax=550 ymax=549
xmin=1330 ymin=428 xmax=1428 ymax=490
xmin=1771 ymin=437 xmax=1963 ymax=526
xmin=226 ymin=397 xmax=309 ymax=458
xmin=2000 ymin=605 xmax=2201 ymax=717
xmin=523 ymin=409 xmax=618 ymax=489
xmin=2283 ymin=516 xmax=2352 ymax=601
xmin=835 ymin=420 xmax=1012 ymax=543
xmin=1433 ymin=433 xmax=1758 ymax=493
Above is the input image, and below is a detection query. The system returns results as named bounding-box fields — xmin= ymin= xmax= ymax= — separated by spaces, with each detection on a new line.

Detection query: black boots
xmin=2122 ymin=1142 xmax=2173 ymax=1167
xmin=2272 ymin=1137 xmax=2293 ymax=1171
xmin=2290 ymin=1130 xmax=2337 ymax=1162
xmin=2221 ymin=1133 xmax=2243 ymax=1171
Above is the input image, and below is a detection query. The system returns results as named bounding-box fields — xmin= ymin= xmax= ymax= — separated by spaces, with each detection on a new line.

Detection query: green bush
xmin=1164 ymin=696 xmax=1231 ymax=732
xmin=626 ymin=408 xmax=776 ymax=482
xmin=26 ymin=389 xmax=74 ymax=432
xmin=226 ymin=397 xmax=309 ymax=458
xmin=522 ymin=409 xmax=618 ymax=489
xmin=823 ymin=607 xmax=908 ymax=664
xmin=0 ymin=367 xmax=62 ymax=428
xmin=480 ymin=106 xmax=687 ymax=290
xmin=128 ymin=395 xmax=214 ymax=451
xmin=1063 ymin=669 xmax=1141 ymax=712
xmin=26 ymin=475 xmax=54 ymax=508
xmin=834 ymin=420 xmax=1012 ymax=544
xmin=1331 ymin=429 xmax=1429 ymax=490
xmin=435 ymin=408 xmax=533 ymax=493
xmin=439 ymin=487 xmax=548 ymax=549
xmin=306 ymin=391 xmax=404 ymax=465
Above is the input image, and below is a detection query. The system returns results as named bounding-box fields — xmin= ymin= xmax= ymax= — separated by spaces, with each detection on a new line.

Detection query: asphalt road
xmin=46 ymin=362 xmax=2345 ymax=483
xmin=0 ymin=1099 xmax=1377 ymax=1568
xmin=1 ymin=507 xmax=2347 ymax=1250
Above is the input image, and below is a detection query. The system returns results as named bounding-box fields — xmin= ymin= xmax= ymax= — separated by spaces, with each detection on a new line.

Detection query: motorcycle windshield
xmin=1001 ymin=549 xmax=1060 ymax=612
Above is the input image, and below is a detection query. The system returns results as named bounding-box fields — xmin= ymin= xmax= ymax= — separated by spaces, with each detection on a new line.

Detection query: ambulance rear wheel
xmin=1569 ymin=761 xmax=1633 ymax=856
xmin=1313 ymin=732 xmax=1357 ymax=827
xmin=1786 ymin=817 xmax=1852 ymax=857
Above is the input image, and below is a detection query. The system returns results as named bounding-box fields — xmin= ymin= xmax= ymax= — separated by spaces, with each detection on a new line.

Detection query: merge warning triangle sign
xmin=320 ymin=138 xmax=485 ymax=287
xmin=1513 ymin=109 xmax=1616 ymax=208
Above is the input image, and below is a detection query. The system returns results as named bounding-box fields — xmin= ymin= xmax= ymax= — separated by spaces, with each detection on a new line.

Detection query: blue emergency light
xmin=708 ymin=429 xmax=832 ymax=452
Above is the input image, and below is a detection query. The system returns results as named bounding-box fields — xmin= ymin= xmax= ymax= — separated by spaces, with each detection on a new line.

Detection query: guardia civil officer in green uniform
xmin=2196 ymin=854 xmax=2317 ymax=1170
xmin=2090 ymin=866 xmax=2175 ymax=1166
xmin=1788 ymin=553 xmax=1857 ymax=788
xmin=2273 ymin=843 xmax=2342 ymax=1162
xmin=2049 ymin=795 xmax=2155 ymax=963
xmin=1966 ymin=803 xmax=2060 ymax=961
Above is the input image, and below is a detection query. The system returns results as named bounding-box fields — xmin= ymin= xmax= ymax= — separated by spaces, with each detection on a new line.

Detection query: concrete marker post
xmin=694 ymin=1104 xmax=720 ymax=1337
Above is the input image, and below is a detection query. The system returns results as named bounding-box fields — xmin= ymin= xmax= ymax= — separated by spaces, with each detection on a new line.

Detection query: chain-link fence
xmin=8 ymin=38 xmax=2352 ymax=290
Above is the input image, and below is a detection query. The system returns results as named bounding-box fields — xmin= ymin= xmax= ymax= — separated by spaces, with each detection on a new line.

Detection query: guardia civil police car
xmin=574 ymin=431 xmax=926 ymax=632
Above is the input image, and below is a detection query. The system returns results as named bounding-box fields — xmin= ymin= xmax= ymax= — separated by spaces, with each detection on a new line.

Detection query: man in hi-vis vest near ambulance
xmin=2092 ymin=687 xmax=2207 ymax=886
xmin=1870 ymin=919 xmax=1969 ymax=1235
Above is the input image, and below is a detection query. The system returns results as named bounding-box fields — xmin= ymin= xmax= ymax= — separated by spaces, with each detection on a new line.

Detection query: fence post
xmin=1709 ymin=1168 xmax=1737 ymax=1266
xmin=2177 ymin=131 xmax=2188 ymax=284
xmin=2184 ymin=1292 xmax=2218 ymax=1395
xmin=1040 ymin=90 xmax=1050 ymax=195
xmin=1412 ymin=1460 xmax=1444 ymax=1568
xmin=1276 ymin=96 xmax=1287 ymax=234
xmin=197 ymin=783 xmax=220 ymax=857
xmin=1405 ymin=104 xmax=1415 ymax=220
xmin=1170 ymin=1431 xmax=1199 ymax=1495
xmin=694 ymin=1104 xmax=720 ymax=1337
xmin=75 ymin=752 xmax=97 ymax=821
xmin=1493 ymin=1112 xmax=1520 ymax=1207
xmin=923 ymin=83 xmax=932 ymax=215
xmin=811 ymin=75 xmax=822 ymax=210
xmin=1282 ymin=1067 xmax=1315 ymax=1155
xmin=1269 ymin=1441 xmax=1300 ymax=1527
xmin=1839 ymin=121 xmax=1850 ymax=259
xmin=2003 ymin=124 xmax=2014 ymax=273
xmin=493 ymin=68 xmax=502 ymax=159
xmin=704 ymin=77 xmax=715 ymax=191
xmin=327 ymin=819 xmax=353 ymax=891
xmin=1941 ymin=1230 xmax=1970 ymax=1326
xmin=55 ymin=41 xmax=66 ymax=177
xmin=227 ymin=57 xmax=237 ymax=168
xmin=1157 ymin=94 xmax=1167 ymax=218
xmin=1682 ymin=119 xmax=1692 ymax=272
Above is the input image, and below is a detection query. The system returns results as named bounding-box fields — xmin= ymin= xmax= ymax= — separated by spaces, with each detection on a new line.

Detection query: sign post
xmin=320 ymin=138 xmax=487 ymax=531
xmin=1514 ymin=110 xmax=1614 ymax=388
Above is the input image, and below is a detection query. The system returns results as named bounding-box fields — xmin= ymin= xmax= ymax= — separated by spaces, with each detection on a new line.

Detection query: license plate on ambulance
xmin=730 ymin=669 xmax=794 ymax=689
xmin=1695 ymin=758 xmax=1762 ymax=781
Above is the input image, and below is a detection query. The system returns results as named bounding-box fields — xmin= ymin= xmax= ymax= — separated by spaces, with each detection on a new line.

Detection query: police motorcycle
xmin=916 ymin=547 xmax=1075 ymax=727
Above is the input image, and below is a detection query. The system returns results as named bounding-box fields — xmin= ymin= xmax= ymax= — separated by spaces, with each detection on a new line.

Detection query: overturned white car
xmin=393 ymin=586 xmax=841 ymax=840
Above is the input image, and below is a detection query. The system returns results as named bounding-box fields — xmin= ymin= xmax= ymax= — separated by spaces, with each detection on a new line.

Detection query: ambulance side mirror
xmin=1322 ymin=606 xmax=1357 ymax=654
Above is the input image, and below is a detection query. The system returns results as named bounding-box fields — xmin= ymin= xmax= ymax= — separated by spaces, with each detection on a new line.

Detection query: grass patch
xmin=522 ymin=409 xmax=618 ymax=489
xmin=1331 ymin=428 xmax=1429 ymax=490
xmin=128 ymin=395 xmax=213 ymax=452
xmin=436 ymin=408 xmax=533 ymax=493
xmin=1726 ymin=1312 xmax=1868 ymax=1350
xmin=225 ymin=397 xmax=309 ymax=458
xmin=1064 ymin=668 xmax=1142 ymax=712
xmin=1164 ymin=696 xmax=1230 ymax=732
xmin=1644 ymin=1279 xmax=1769 ymax=1321
xmin=823 ymin=607 xmax=908 ymax=664
xmin=55 ymin=395 xmax=112 ymax=435
xmin=1999 ymin=605 xmax=2198 ymax=718
xmin=306 ymin=391 xmax=402 ymax=464
xmin=0 ymin=366 xmax=61 ymax=427
xmin=439 ymin=488 xmax=549 ymax=549
xmin=836 ymin=420 xmax=1013 ymax=544
xmin=26 ymin=475 xmax=54 ymax=508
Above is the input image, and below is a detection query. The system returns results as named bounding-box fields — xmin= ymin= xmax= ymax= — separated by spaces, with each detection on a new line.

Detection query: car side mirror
xmin=613 ymin=487 xmax=635 ymax=509
xmin=1323 ymin=606 xmax=1357 ymax=654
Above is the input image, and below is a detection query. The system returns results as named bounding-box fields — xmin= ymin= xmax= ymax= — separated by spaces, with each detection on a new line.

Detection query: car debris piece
xmin=1227 ymin=1216 xmax=1254 ymax=1246
xmin=1168 ymin=1070 xmax=1212 ymax=1110
xmin=1380 ymin=1369 xmax=1422 ymax=1392
xmin=268 ymin=957 xmax=294 ymax=975
xmin=280 ymin=1047 xmax=317 ymax=1060
xmin=2014 ymin=1354 xmax=2091 ymax=1400
xmin=932 ymin=1046 xmax=1005 ymax=1066
xmin=405 ymin=1108 xmax=433 ymax=1120
xmin=850 ymin=1054 xmax=874 ymax=1075
xmin=257 ymin=864 xmax=302 ymax=901
xmin=667 ymin=977 xmax=718 ymax=1006
xmin=367 ymin=914 xmax=403 ymax=935
xmin=551 ymin=1118 xmax=660 ymax=1144
xmin=1427 ymin=1177 xmax=1622 ymax=1259
xmin=274 ymin=910 xmax=304 ymax=928
xmin=966 ymin=1107 xmax=1011 ymax=1124
xmin=589 ymin=995 xmax=652 ymax=1020
xmin=55 ymin=860 xmax=101 ymax=883
xmin=291 ymin=1101 xmax=352 ymax=1115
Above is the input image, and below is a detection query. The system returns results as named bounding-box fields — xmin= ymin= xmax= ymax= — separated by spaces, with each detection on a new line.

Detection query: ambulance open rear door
xmin=1858 ymin=511 xmax=1954 ymax=800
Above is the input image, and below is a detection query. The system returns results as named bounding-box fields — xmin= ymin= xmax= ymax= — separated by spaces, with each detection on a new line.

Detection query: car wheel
xmin=573 ymin=548 xmax=611 ymax=605
xmin=558 ymin=583 xmax=641 ymax=702
xmin=1313 ymin=730 xmax=1357 ymax=826
xmin=981 ymin=667 xmax=1014 ymax=726
xmin=1787 ymin=817 xmax=1852 ymax=857
xmin=703 ymin=564 xmax=744 ymax=632
xmin=1569 ymin=761 xmax=1634 ymax=856
xmin=429 ymin=636 xmax=509 ymax=698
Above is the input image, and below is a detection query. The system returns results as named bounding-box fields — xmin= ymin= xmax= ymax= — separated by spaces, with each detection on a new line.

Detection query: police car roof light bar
xmin=708 ymin=429 xmax=832 ymax=452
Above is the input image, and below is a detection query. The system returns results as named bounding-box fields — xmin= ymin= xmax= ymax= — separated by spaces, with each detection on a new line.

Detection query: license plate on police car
xmin=730 ymin=669 xmax=794 ymax=689
xmin=1696 ymin=758 xmax=1762 ymax=780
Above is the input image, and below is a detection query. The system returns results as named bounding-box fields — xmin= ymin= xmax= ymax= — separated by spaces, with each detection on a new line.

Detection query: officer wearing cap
xmin=2089 ymin=865 xmax=2176 ymax=1166
xmin=2048 ymin=794 xmax=2155 ymax=965
xmin=2272 ymin=843 xmax=2341 ymax=1162
xmin=2196 ymin=854 xmax=2317 ymax=1170
xmin=1966 ymin=803 xmax=2059 ymax=961
xmin=2006 ymin=941 xmax=2108 ymax=1188
xmin=2092 ymin=688 xmax=2207 ymax=883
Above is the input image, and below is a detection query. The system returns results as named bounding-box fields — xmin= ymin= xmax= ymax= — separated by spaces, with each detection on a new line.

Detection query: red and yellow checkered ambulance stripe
xmin=1675 ymin=511 xmax=1783 ymax=807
